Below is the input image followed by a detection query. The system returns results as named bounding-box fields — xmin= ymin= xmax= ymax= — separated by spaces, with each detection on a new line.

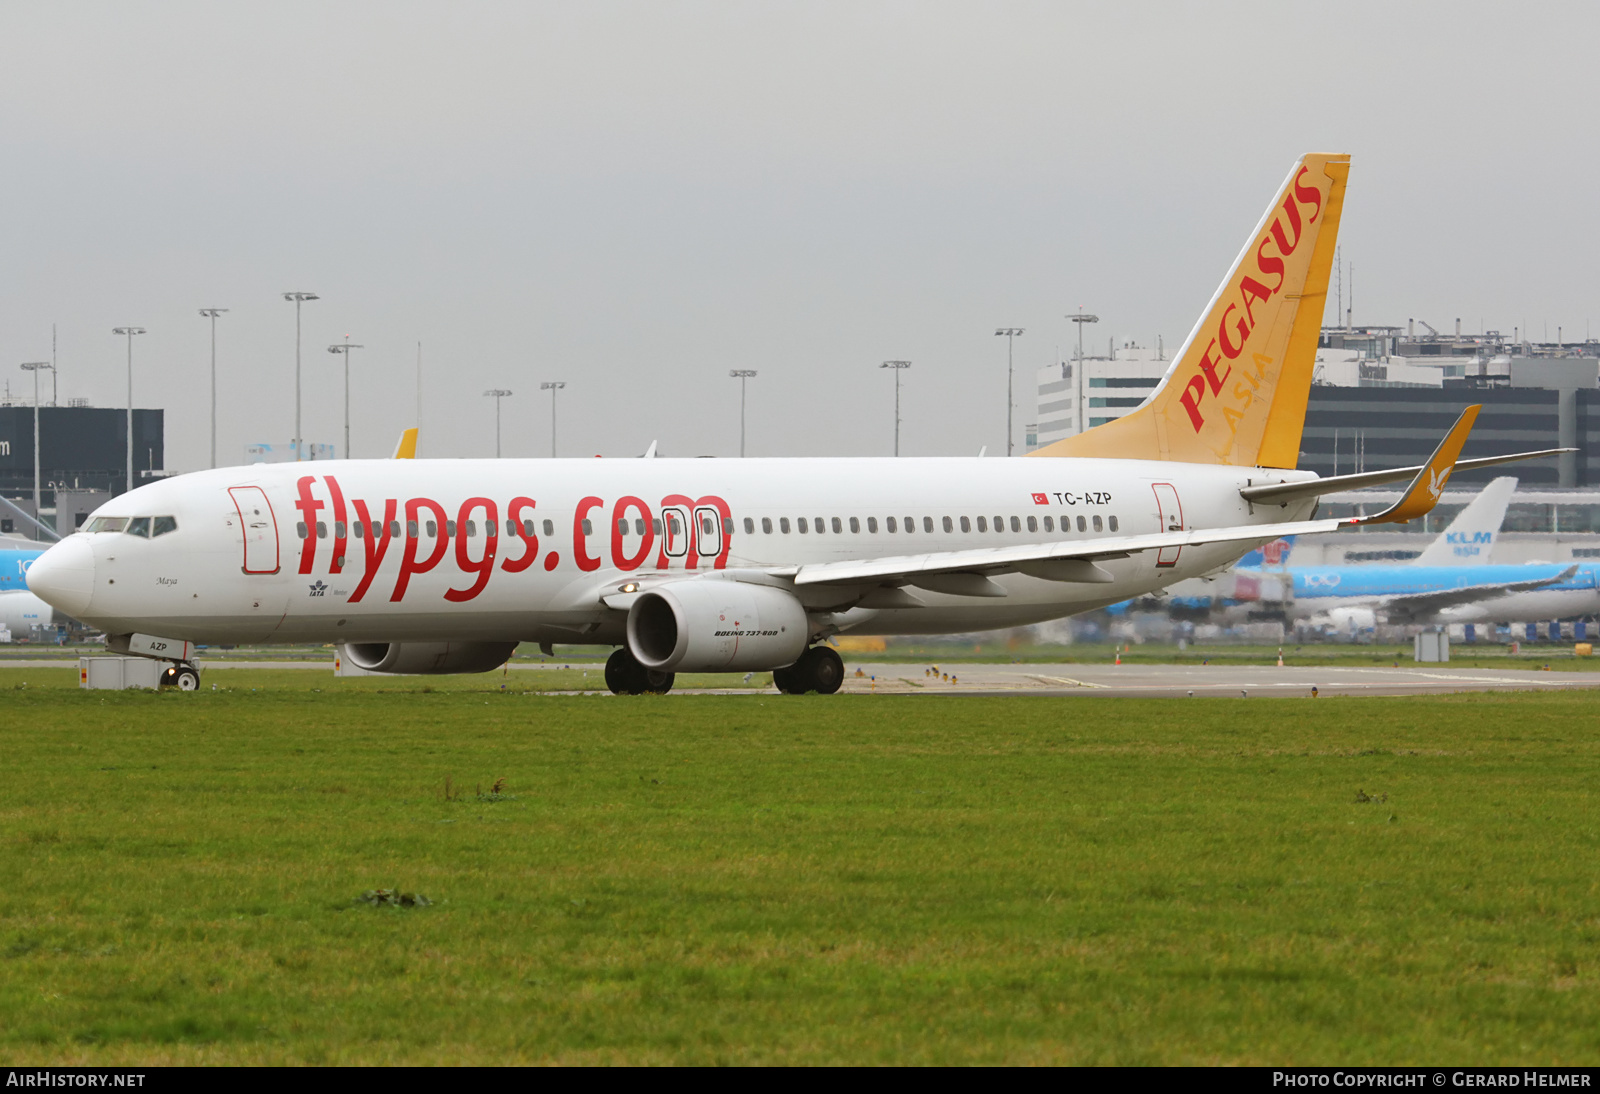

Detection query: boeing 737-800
xmin=23 ymin=154 xmax=1564 ymax=692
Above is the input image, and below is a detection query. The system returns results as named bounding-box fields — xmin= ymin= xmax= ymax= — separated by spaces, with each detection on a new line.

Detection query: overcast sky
xmin=2 ymin=1 xmax=1596 ymax=469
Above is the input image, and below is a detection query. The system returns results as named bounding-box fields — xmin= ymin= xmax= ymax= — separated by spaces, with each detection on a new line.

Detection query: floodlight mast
xmin=729 ymin=369 xmax=757 ymax=457
xmin=1067 ymin=309 xmax=1098 ymax=436
xmin=326 ymin=337 xmax=363 ymax=459
xmin=198 ymin=309 xmax=228 ymax=468
xmin=879 ymin=361 xmax=911 ymax=456
xmin=995 ymin=328 xmax=1024 ymax=456
xmin=282 ymin=292 xmax=319 ymax=460
xmin=483 ymin=389 xmax=513 ymax=457
xmin=111 ymin=327 xmax=146 ymax=494
xmin=540 ymin=382 xmax=566 ymax=457
xmin=20 ymin=362 xmax=53 ymax=520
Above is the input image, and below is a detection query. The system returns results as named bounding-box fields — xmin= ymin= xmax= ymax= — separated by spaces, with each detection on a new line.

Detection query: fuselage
xmin=1284 ymin=562 xmax=1600 ymax=624
xmin=27 ymin=456 xmax=1316 ymax=648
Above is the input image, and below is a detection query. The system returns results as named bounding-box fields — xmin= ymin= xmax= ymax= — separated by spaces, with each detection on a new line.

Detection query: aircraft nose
xmin=26 ymin=535 xmax=96 ymax=618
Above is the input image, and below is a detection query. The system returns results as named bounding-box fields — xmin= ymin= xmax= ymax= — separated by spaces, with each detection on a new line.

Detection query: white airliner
xmin=24 ymin=153 xmax=1563 ymax=692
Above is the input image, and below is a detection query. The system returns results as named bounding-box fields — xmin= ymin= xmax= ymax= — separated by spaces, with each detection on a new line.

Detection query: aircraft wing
xmin=1373 ymin=565 xmax=1580 ymax=624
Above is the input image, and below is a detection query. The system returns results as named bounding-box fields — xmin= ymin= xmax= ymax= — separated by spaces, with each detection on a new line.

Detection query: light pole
xmin=879 ymin=361 xmax=911 ymax=456
xmin=20 ymin=362 xmax=53 ymax=521
xmin=995 ymin=328 xmax=1024 ymax=456
xmin=729 ymin=369 xmax=757 ymax=456
xmin=283 ymin=292 xmax=319 ymax=459
xmin=483 ymin=389 xmax=513 ymax=457
xmin=540 ymin=382 xmax=566 ymax=457
xmin=1067 ymin=309 xmax=1098 ymax=435
xmin=112 ymin=327 xmax=146 ymax=494
xmin=326 ymin=337 xmax=363 ymax=459
xmin=199 ymin=309 xmax=227 ymax=468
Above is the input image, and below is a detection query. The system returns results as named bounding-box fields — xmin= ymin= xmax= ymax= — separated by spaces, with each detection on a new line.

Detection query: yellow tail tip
xmin=392 ymin=428 xmax=418 ymax=459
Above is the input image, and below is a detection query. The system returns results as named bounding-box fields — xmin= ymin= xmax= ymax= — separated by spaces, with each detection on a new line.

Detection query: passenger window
xmin=942 ymin=516 xmax=953 ymax=533
xmin=485 ymin=520 xmax=496 ymax=537
xmin=762 ymin=517 xmax=773 ymax=534
xmin=976 ymin=516 xmax=987 ymax=532
xmin=636 ymin=519 xmax=647 ymax=535
xmin=1026 ymin=516 xmax=1037 ymax=533
xmin=1076 ymin=516 xmax=1087 ymax=532
xmin=354 ymin=522 xmax=366 ymax=539
xmin=1109 ymin=516 xmax=1119 ymax=532
xmin=523 ymin=519 xmax=536 ymax=537
xmin=332 ymin=520 xmax=345 ymax=538
xmin=1010 ymin=516 xmax=1020 ymax=533
xmin=831 ymin=517 xmax=842 ymax=534
xmin=466 ymin=520 xmax=477 ymax=537
xmin=922 ymin=517 xmax=933 ymax=533
xmin=723 ymin=517 xmax=734 ymax=535
xmin=798 ymin=518 xmax=808 ymax=534
xmin=390 ymin=521 xmax=401 ymax=537
xmin=867 ymin=517 xmax=878 ymax=533
xmin=886 ymin=516 xmax=897 ymax=532
xmin=1092 ymin=515 xmax=1103 ymax=532
xmin=959 ymin=516 xmax=970 ymax=533
xmin=652 ymin=519 xmax=662 ymax=536
xmin=407 ymin=520 xmax=419 ymax=537
xmin=542 ymin=520 xmax=554 ymax=536
xmin=780 ymin=517 xmax=791 ymax=533
xmin=581 ymin=519 xmax=593 ymax=536
xmin=849 ymin=516 xmax=860 ymax=533
xmin=295 ymin=521 xmax=308 ymax=540
xmin=815 ymin=516 xmax=826 ymax=534
xmin=316 ymin=521 xmax=328 ymax=539
xmin=426 ymin=521 xmax=438 ymax=537
xmin=743 ymin=517 xmax=755 ymax=534
xmin=904 ymin=516 xmax=915 ymax=533
xmin=152 ymin=516 xmax=178 ymax=537
xmin=445 ymin=520 xmax=457 ymax=537
xmin=617 ymin=518 xmax=629 ymax=534
xmin=88 ymin=517 xmax=128 ymax=534
xmin=1043 ymin=516 xmax=1053 ymax=532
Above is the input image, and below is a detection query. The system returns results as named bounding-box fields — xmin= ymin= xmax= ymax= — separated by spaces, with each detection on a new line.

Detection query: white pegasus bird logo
xmin=1426 ymin=465 xmax=1450 ymax=499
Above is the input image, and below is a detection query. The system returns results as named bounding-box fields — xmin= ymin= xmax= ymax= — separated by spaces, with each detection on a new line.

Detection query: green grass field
xmin=1 ymin=666 xmax=1597 ymax=1064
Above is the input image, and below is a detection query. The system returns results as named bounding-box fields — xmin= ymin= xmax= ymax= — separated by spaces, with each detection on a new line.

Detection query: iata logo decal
xmin=308 ymin=580 xmax=328 ymax=597
xmin=1177 ymin=166 xmax=1324 ymax=434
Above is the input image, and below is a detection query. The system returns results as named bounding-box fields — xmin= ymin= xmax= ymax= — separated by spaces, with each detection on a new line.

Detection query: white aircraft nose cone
xmin=26 ymin=535 xmax=95 ymax=618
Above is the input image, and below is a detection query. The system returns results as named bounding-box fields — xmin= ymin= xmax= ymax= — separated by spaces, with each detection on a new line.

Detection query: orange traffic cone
xmin=1115 ymin=651 xmax=1121 ymax=665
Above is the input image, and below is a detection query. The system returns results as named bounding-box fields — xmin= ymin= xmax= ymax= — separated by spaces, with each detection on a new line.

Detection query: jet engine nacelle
xmin=627 ymin=579 xmax=808 ymax=673
xmin=0 ymin=592 xmax=53 ymax=635
xmin=343 ymin=640 xmax=519 ymax=675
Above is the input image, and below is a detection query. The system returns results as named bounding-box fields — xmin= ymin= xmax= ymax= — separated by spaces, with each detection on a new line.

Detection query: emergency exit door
xmin=1151 ymin=482 xmax=1184 ymax=568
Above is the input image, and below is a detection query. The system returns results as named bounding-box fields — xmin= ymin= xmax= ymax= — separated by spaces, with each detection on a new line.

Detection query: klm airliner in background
xmin=0 ymin=541 xmax=54 ymax=635
xmin=1244 ymin=478 xmax=1599 ymax=629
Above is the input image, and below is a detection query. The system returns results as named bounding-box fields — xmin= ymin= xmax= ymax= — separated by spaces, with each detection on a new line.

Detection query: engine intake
xmin=343 ymin=640 xmax=519 ymax=675
xmin=627 ymin=580 xmax=807 ymax=673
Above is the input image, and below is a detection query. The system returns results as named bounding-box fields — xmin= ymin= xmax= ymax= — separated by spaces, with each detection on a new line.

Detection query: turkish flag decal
xmin=1031 ymin=493 xmax=1049 ymax=505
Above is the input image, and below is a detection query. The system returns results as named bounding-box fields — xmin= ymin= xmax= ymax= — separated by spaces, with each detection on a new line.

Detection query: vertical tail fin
xmin=1411 ymin=476 xmax=1517 ymax=566
xmin=1030 ymin=153 xmax=1349 ymax=467
xmin=392 ymin=428 xmax=418 ymax=459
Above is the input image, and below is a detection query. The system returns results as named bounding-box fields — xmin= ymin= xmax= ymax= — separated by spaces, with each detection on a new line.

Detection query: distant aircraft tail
xmin=1411 ymin=476 xmax=1516 ymax=565
xmin=1030 ymin=153 xmax=1350 ymax=467
xmin=1238 ymin=535 xmax=1296 ymax=569
xmin=392 ymin=428 xmax=418 ymax=459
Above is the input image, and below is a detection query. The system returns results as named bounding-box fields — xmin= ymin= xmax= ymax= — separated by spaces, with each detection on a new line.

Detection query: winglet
xmin=392 ymin=427 xmax=418 ymax=459
xmin=1357 ymin=405 xmax=1480 ymax=525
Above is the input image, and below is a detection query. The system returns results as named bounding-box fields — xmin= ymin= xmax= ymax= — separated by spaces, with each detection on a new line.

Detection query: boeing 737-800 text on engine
xmin=23 ymin=154 xmax=1564 ymax=692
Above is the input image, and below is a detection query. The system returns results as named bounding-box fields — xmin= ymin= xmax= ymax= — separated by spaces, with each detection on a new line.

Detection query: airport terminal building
xmin=0 ymin=403 xmax=164 ymax=537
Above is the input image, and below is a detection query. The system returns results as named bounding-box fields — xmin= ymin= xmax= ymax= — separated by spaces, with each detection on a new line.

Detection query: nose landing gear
xmin=773 ymin=645 xmax=844 ymax=695
xmin=604 ymin=647 xmax=675 ymax=695
xmin=159 ymin=662 xmax=201 ymax=691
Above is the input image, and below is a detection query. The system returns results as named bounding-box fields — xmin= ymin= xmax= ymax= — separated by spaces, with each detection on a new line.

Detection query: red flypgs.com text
xmin=1177 ymin=166 xmax=1323 ymax=433
xmin=293 ymin=476 xmax=732 ymax=603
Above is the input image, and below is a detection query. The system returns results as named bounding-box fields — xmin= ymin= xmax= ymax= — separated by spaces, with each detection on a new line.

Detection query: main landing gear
xmin=773 ymin=645 xmax=844 ymax=695
xmin=604 ymin=648 xmax=676 ymax=695
xmin=159 ymin=661 xmax=201 ymax=691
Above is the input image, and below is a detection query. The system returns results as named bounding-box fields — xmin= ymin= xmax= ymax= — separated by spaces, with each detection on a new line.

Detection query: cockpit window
xmin=87 ymin=516 xmax=127 ymax=534
xmin=126 ymin=517 xmax=151 ymax=538
xmin=152 ymin=516 xmax=178 ymax=537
